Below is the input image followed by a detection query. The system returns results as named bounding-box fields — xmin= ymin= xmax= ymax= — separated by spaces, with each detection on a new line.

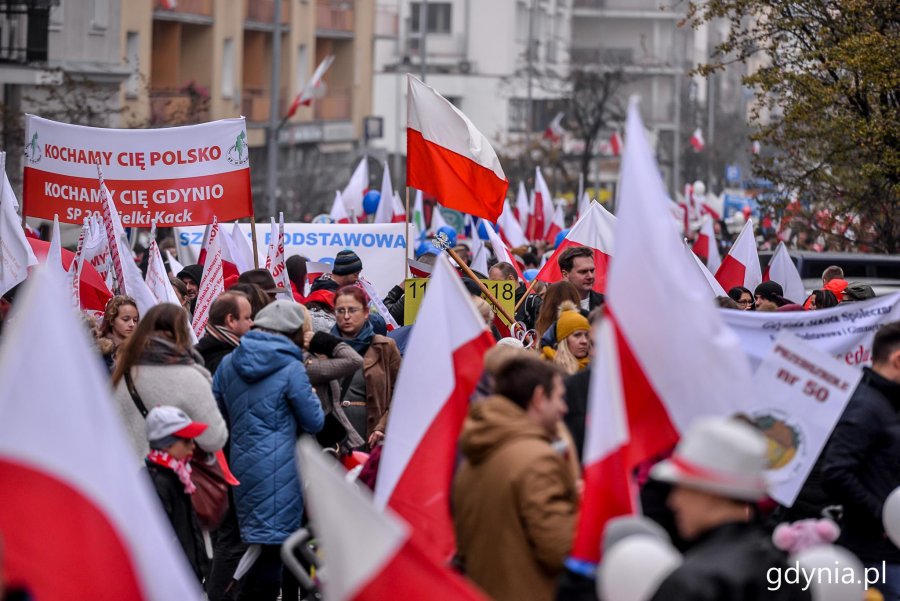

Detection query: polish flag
xmin=0 ymin=156 xmax=39 ymax=297
xmin=687 ymin=243 xmax=727 ymax=297
xmin=546 ymin=201 xmax=565 ymax=244
xmin=0 ymin=267 xmax=201 ymax=600
xmin=526 ymin=167 xmax=555 ymax=241
xmin=533 ymin=201 xmax=616 ymax=293
xmin=266 ymin=213 xmax=294 ymax=301
xmin=159 ymin=0 xmax=178 ymax=9
xmin=230 ymin=221 xmax=256 ymax=273
xmin=342 ymin=157 xmax=369 ymax=219
xmin=374 ymin=253 xmax=495 ymax=563
xmin=484 ymin=218 xmax=525 ymax=282
xmin=691 ymin=215 xmax=721 ymax=274
xmin=570 ymin=100 xmax=753 ymax=564
xmin=407 ymin=258 xmax=433 ymax=278
xmin=498 ymin=199 xmax=528 ymax=249
xmin=305 ymin=261 xmax=332 ymax=284
xmin=166 ymin=249 xmax=185 ymax=276
xmin=406 ymin=75 xmax=508 ymax=222
xmin=543 ymin=111 xmax=565 ymax=143
xmin=391 ymin=192 xmax=407 ymax=223
xmin=97 ymin=167 xmax=157 ymax=315
xmin=145 ymin=226 xmax=182 ymax=308
xmin=191 ymin=217 xmax=224 ymax=336
xmin=330 ymin=190 xmax=353 ymax=224
xmin=514 ymin=181 xmax=530 ymax=230
xmin=714 ymin=219 xmax=762 ymax=293
xmin=374 ymin=161 xmax=396 ymax=224
xmin=689 ymin=128 xmax=705 ymax=152
xmin=197 ymin=222 xmax=213 ymax=264
xmin=763 ymin=241 xmax=805 ymax=304
xmin=609 ymin=131 xmax=623 ymax=156
xmin=284 ymin=55 xmax=335 ymax=119
xmin=296 ymin=438 xmax=487 ymax=601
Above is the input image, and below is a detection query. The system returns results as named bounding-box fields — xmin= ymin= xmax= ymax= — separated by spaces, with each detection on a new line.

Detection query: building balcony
xmin=245 ymin=0 xmax=289 ymax=26
xmin=316 ymin=0 xmax=354 ymax=37
xmin=150 ymin=89 xmax=211 ymax=125
xmin=405 ymin=32 xmax=466 ymax=61
xmin=313 ymin=90 xmax=352 ymax=121
xmin=375 ymin=7 xmax=398 ymax=38
xmin=572 ymin=0 xmax=683 ymax=19
xmin=153 ymin=0 xmax=213 ymax=23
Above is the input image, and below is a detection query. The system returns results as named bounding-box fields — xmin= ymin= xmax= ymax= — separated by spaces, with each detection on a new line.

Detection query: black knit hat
xmin=332 ymin=250 xmax=363 ymax=276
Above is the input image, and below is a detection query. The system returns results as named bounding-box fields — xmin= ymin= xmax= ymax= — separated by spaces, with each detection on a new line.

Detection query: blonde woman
xmin=541 ymin=302 xmax=591 ymax=375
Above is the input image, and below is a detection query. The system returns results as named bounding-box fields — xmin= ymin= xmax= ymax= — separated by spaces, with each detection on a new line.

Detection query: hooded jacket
xmin=212 ymin=330 xmax=324 ymax=544
xmin=452 ymin=395 xmax=578 ymax=601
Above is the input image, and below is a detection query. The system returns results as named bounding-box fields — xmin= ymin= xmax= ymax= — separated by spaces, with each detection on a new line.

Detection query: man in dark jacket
xmin=821 ymin=321 xmax=900 ymax=599
xmin=648 ymin=417 xmax=809 ymax=601
xmin=558 ymin=246 xmax=604 ymax=312
xmin=310 ymin=249 xmax=363 ymax=293
xmin=195 ymin=291 xmax=253 ymax=375
xmin=177 ymin=264 xmax=203 ymax=313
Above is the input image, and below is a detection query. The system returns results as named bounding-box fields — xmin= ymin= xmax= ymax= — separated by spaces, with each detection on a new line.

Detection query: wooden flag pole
xmin=443 ymin=245 xmax=516 ymax=326
xmin=249 ymin=216 xmax=260 ymax=269
xmin=405 ymin=186 xmax=410 ymax=279
xmin=514 ymin=277 xmax=539 ymax=313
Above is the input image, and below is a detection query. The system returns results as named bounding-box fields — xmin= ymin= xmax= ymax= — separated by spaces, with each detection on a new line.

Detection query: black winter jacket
xmin=145 ymin=461 xmax=209 ymax=582
xmin=194 ymin=334 xmax=236 ymax=376
xmin=649 ymin=522 xmax=810 ymax=601
xmin=821 ymin=367 xmax=900 ymax=563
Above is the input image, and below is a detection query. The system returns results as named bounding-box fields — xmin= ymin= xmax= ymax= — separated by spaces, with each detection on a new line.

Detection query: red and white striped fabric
xmin=570 ymin=101 xmax=752 ymax=564
xmin=406 ymin=75 xmax=508 ymax=222
xmin=230 ymin=221 xmax=256 ymax=273
xmin=484 ymin=219 xmax=525 ymax=282
xmin=342 ymin=158 xmax=369 ymax=218
xmin=374 ymin=253 xmax=495 ymax=564
xmin=692 ymin=215 xmax=721 ymax=274
xmin=191 ymin=217 xmax=224 ymax=336
xmin=296 ymin=439 xmax=487 ymax=601
xmin=305 ymin=261 xmax=332 ymax=284
xmin=498 ymin=200 xmax=528 ymax=249
xmin=533 ymin=201 xmax=616 ymax=293
xmin=764 ymin=241 xmax=805 ymax=304
xmin=285 ymin=54 xmax=335 ymax=119
xmin=391 ymin=192 xmax=407 ymax=223
xmin=514 ymin=181 xmax=530 ymax=230
xmin=407 ymin=258 xmax=433 ymax=278
xmin=526 ymin=167 xmax=555 ymax=242
xmin=547 ymin=201 xmax=565 ymax=244
xmin=714 ymin=219 xmax=762 ymax=293
xmin=267 ymin=213 xmax=294 ymax=301
xmin=0 ymin=267 xmax=202 ymax=601
xmin=330 ymin=190 xmax=352 ymax=224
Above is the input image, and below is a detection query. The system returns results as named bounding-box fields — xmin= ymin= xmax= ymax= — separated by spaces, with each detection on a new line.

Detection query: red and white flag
xmin=166 ymin=249 xmax=185 ymax=276
xmin=526 ymin=167 xmax=555 ymax=242
xmin=687 ymin=243 xmax=727 ymax=297
xmin=691 ymin=215 xmax=721 ymax=274
xmin=266 ymin=213 xmax=294 ymax=301
xmin=484 ymin=219 xmax=525 ymax=282
xmin=0 ymin=266 xmax=201 ymax=600
xmin=514 ymin=181 xmax=530 ymax=230
xmin=191 ymin=217 xmax=224 ymax=336
xmin=406 ymin=75 xmax=508 ymax=222
xmin=229 ymin=221 xmax=255 ymax=273
xmin=407 ymin=258 xmax=434 ymax=278
xmin=0 ymin=155 xmax=39 ymax=297
xmin=68 ymin=216 xmax=110 ymax=310
xmin=689 ymin=128 xmax=705 ymax=152
xmin=145 ymin=227 xmax=182 ymax=308
xmin=330 ymin=190 xmax=353 ymax=224
xmin=359 ymin=276 xmax=400 ymax=332
xmin=296 ymin=438 xmax=487 ymax=601
xmin=543 ymin=111 xmax=565 ymax=143
xmin=374 ymin=253 xmax=494 ymax=563
xmin=285 ymin=54 xmax=335 ymax=120
xmin=570 ymin=99 xmax=752 ymax=564
xmin=498 ymin=199 xmax=528 ymax=249
xmin=159 ymin=0 xmax=178 ymax=9
xmin=391 ymin=191 xmax=407 ymax=223
xmin=764 ymin=241 xmax=805 ymax=304
xmin=714 ymin=219 xmax=762 ymax=293
xmin=533 ymin=201 xmax=616 ymax=293
xmin=342 ymin=158 xmax=369 ymax=218
xmin=305 ymin=261 xmax=332 ymax=284
xmin=547 ymin=201 xmax=565 ymax=244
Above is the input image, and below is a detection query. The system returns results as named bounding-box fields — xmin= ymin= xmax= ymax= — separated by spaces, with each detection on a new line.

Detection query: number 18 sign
xmin=403 ymin=278 xmax=515 ymax=325
xmin=744 ymin=331 xmax=862 ymax=507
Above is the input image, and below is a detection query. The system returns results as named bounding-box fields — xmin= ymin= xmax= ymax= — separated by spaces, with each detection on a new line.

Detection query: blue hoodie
xmin=213 ymin=330 xmax=324 ymax=544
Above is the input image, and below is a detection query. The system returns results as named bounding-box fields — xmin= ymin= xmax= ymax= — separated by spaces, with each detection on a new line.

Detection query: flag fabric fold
xmin=498 ymin=200 xmax=528 ymax=249
xmin=715 ymin=219 xmax=762 ymax=293
xmin=191 ymin=217 xmax=224 ymax=336
xmin=330 ymin=190 xmax=353 ymax=224
xmin=764 ymin=241 xmax=805 ymax=304
xmin=526 ymin=167 xmax=555 ymax=242
xmin=0 ymin=154 xmax=39 ymax=297
xmin=342 ymin=158 xmax=369 ymax=218
xmin=514 ymin=181 xmax=530 ymax=230
xmin=285 ymin=54 xmax=335 ymax=119
xmin=692 ymin=214 xmax=722 ymax=274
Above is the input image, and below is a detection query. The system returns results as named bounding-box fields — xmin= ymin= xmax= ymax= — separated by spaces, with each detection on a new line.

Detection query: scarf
xmin=205 ymin=324 xmax=241 ymax=348
xmin=147 ymin=449 xmax=196 ymax=494
xmin=138 ymin=335 xmax=199 ymax=367
xmin=332 ymin=320 xmax=375 ymax=356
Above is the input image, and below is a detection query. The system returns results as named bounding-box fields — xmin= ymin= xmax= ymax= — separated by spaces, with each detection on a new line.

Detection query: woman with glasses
xmin=727 ymin=286 xmax=755 ymax=311
xmin=331 ymin=285 xmax=401 ymax=448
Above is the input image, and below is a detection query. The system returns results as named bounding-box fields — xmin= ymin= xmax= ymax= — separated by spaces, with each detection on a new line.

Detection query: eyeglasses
xmin=335 ymin=307 xmax=362 ymax=316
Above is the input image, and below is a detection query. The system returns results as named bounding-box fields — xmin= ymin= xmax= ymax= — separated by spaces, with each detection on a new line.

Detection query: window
xmin=222 ymin=38 xmax=235 ymax=99
xmin=410 ymin=2 xmax=451 ymax=34
xmin=49 ymin=2 xmax=64 ymax=31
xmin=91 ymin=0 xmax=108 ymax=31
xmin=508 ymin=98 xmax=528 ymax=132
xmin=125 ymin=32 xmax=140 ymax=97
xmin=296 ymin=44 xmax=308 ymax=91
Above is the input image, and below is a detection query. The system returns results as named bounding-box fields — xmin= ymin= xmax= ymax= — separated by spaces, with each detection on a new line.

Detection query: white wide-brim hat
xmin=650 ymin=417 xmax=769 ymax=502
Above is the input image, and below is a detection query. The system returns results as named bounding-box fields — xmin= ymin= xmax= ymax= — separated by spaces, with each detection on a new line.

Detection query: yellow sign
xmin=404 ymin=278 xmax=516 ymax=325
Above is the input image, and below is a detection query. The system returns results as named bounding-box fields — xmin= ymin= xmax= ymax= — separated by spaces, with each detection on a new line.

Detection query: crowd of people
xmin=2 ymin=228 xmax=897 ymax=601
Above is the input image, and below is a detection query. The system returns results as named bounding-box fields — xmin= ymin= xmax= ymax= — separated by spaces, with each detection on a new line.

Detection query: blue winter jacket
xmin=212 ymin=330 xmax=324 ymax=544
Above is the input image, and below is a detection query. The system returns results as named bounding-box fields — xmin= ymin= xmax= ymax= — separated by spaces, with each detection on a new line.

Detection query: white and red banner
xmin=23 ymin=115 xmax=252 ymax=226
xmin=534 ymin=201 xmax=616 ymax=293
xmin=406 ymin=75 xmax=508 ymax=222
xmin=177 ymin=222 xmax=415 ymax=295
xmin=296 ymin=439 xmax=487 ymax=601
xmin=715 ymin=219 xmax=762 ymax=293
xmin=571 ymin=101 xmax=753 ymax=563
xmin=721 ymin=292 xmax=900 ymax=370
xmin=191 ymin=217 xmax=224 ymax=336
xmin=374 ymin=253 xmax=494 ymax=563
xmin=764 ymin=241 xmax=806 ymax=305
xmin=0 ymin=267 xmax=201 ymax=600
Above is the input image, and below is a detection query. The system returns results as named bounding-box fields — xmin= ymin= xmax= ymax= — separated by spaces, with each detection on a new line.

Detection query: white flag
xmin=0 ymin=153 xmax=39 ymax=297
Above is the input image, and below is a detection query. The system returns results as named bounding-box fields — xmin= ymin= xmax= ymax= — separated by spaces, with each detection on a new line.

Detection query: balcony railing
xmin=316 ymin=0 xmax=354 ymax=32
xmin=245 ymin=0 xmax=289 ymax=24
xmin=313 ymin=90 xmax=352 ymax=121
xmin=153 ymin=0 xmax=212 ymax=17
xmin=150 ymin=89 xmax=211 ymax=125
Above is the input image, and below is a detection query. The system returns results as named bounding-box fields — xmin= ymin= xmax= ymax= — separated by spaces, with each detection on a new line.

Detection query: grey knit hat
xmin=332 ymin=250 xmax=363 ymax=276
xmin=253 ymin=300 xmax=306 ymax=333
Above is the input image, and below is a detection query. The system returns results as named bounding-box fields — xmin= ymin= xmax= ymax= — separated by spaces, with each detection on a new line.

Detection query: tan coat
xmin=363 ymin=334 xmax=401 ymax=436
xmin=452 ymin=395 xmax=578 ymax=601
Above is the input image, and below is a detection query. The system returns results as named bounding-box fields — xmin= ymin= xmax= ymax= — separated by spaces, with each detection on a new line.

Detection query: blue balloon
xmin=476 ymin=220 xmax=499 ymax=241
xmin=362 ymin=190 xmax=381 ymax=215
xmin=523 ymin=268 xmax=539 ymax=282
xmin=436 ymin=226 xmax=458 ymax=248
xmin=554 ymin=228 xmax=570 ymax=249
